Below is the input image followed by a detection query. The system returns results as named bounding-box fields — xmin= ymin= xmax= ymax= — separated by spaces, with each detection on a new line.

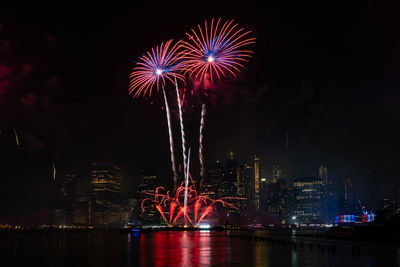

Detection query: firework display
xmin=141 ymin=180 xmax=243 ymax=227
xmin=129 ymin=39 xmax=185 ymax=98
xmin=162 ymin=86 xmax=178 ymax=189
xmin=129 ymin=40 xmax=184 ymax=190
xmin=130 ymin=18 xmax=255 ymax=227
xmin=199 ymin=104 xmax=206 ymax=179
xmin=180 ymin=18 xmax=256 ymax=83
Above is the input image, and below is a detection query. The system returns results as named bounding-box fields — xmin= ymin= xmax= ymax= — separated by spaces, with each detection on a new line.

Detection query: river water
xmin=0 ymin=230 xmax=399 ymax=266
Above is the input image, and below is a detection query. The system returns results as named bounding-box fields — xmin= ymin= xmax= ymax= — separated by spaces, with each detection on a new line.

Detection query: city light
xmin=199 ymin=224 xmax=211 ymax=229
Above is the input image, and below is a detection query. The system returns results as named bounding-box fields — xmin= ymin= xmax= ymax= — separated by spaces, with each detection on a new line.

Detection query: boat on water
xmin=119 ymin=224 xmax=144 ymax=233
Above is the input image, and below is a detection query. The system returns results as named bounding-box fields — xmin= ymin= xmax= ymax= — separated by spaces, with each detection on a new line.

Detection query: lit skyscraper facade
xmin=73 ymin=180 xmax=88 ymax=225
xmin=90 ymin=161 xmax=123 ymax=227
xmin=254 ymin=155 xmax=261 ymax=210
xmin=136 ymin=168 xmax=158 ymax=225
xmin=292 ymin=177 xmax=324 ymax=224
xmin=272 ymin=163 xmax=281 ymax=183
xmin=319 ymin=165 xmax=328 ymax=184
xmin=56 ymin=172 xmax=76 ymax=225
xmin=243 ymin=162 xmax=254 ymax=210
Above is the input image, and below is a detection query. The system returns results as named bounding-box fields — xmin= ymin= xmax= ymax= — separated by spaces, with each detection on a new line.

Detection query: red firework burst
xmin=129 ymin=39 xmax=185 ymax=98
xmin=141 ymin=183 xmax=243 ymax=227
xmin=180 ymin=18 xmax=256 ymax=84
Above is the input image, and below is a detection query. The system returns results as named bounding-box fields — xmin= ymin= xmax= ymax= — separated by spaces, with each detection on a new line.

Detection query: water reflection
xmin=140 ymin=231 xmax=214 ymax=266
xmin=1 ymin=230 xmax=399 ymax=266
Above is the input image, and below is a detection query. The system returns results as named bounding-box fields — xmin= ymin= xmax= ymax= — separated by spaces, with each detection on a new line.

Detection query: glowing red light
xmin=141 ymin=182 xmax=244 ymax=227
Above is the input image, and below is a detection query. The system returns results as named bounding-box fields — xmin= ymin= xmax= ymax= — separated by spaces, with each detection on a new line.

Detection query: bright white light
xmin=155 ymin=68 xmax=163 ymax=75
xmin=292 ymin=216 xmax=296 ymax=220
xmin=199 ymin=224 xmax=211 ymax=229
xmin=207 ymin=56 xmax=214 ymax=63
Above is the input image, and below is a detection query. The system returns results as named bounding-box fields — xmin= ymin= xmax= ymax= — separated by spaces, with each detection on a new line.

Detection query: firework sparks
xmin=180 ymin=17 xmax=256 ymax=84
xmin=141 ymin=176 xmax=244 ymax=227
xmin=52 ymin=161 xmax=56 ymax=180
xmin=13 ymin=128 xmax=20 ymax=146
xmin=129 ymin=39 xmax=185 ymax=98
xmin=129 ymin=40 xmax=186 ymax=189
xmin=175 ymin=77 xmax=187 ymax=181
xmin=162 ymin=86 xmax=178 ymax=189
xmin=183 ymin=148 xmax=191 ymax=227
xmin=199 ymin=104 xmax=206 ymax=181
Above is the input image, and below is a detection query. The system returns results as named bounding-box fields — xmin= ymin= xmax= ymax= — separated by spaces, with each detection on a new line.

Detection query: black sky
xmin=1 ymin=1 xmax=400 ymax=216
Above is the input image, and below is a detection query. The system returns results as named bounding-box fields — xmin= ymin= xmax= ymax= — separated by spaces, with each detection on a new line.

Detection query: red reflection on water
xmin=139 ymin=231 xmax=215 ymax=266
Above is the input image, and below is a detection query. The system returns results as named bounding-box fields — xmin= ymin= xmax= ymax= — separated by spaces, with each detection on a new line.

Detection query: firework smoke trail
xmin=129 ymin=40 xmax=185 ymax=189
xmin=162 ymin=85 xmax=178 ymax=190
xmin=183 ymin=148 xmax=191 ymax=227
xmin=175 ymin=77 xmax=187 ymax=180
xmin=199 ymin=103 xmax=206 ymax=181
xmin=13 ymin=128 xmax=20 ymax=146
xmin=52 ymin=161 xmax=56 ymax=180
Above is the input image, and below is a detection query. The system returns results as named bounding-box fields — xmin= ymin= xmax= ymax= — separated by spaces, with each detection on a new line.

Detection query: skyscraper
xmin=272 ymin=163 xmax=282 ymax=183
xmin=243 ymin=162 xmax=254 ymax=209
xmin=56 ymin=172 xmax=77 ymax=225
xmin=90 ymin=161 xmax=123 ymax=227
xmin=222 ymin=152 xmax=239 ymax=198
xmin=344 ymin=177 xmax=362 ymax=215
xmin=292 ymin=177 xmax=324 ymax=224
xmin=319 ymin=165 xmax=328 ymax=184
xmin=136 ymin=168 xmax=158 ymax=225
xmin=73 ymin=179 xmax=89 ymax=225
xmin=254 ymin=155 xmax=261 ymax=210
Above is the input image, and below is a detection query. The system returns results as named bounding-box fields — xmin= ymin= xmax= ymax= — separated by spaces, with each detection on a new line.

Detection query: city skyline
xmin=2 ymin=2 xmax=400 ymax=266
xmin=1 ymin=2 xmax=399 ymax=219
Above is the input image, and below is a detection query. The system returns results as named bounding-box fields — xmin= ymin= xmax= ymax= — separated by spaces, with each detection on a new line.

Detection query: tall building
xmin=90 ymin=161 xmax=123 ymax=227
xmin=261 ymin=180 xmax=289 ymax=225
xmin=73 ymin=179 xmax=88 ymax=225
xmin=208 ymin=161 xmax=224 ymax=197
xmin=222 ymin=152 xmax=239 ymax=198
xmin=136 ymin=168 xmax=158 ymax=225
xmin=344 ymin=178 xmax=362 ymax=215
xmin=292 ymin=177 xmax=324 ymax=224
xmin=272 ymin=163 xmax=282 ymax=183
xmin=254 ymin=155 xmax=261 ymax=210
xmin=365 ymin=161 xmax=377 ymax=210
xmin=56 ymin=172 xmax=78 ymax=225
xmin=319 ymin=165 xmax=328 ymax=184
xmin=243 ymin=162 xmax=254 ymax=209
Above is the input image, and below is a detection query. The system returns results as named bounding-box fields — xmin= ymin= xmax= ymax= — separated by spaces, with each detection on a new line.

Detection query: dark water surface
xmin=1 ymin=230 xmax=399 ymax=266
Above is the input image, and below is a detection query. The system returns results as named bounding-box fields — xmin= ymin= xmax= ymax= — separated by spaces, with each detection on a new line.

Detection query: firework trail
xmin=129 ymin=40 xmax=185 ymax=188
xmin=199 ymin=103 xmax=206 ymax=181
xmin=52 ymin=161 xmax=56 ymax=180
xmin=180 ymin=17 xmax=256 ymax=83
xmin=13 ymin=128 xmax=20 ymax=146
xmin=175 ymin=77 xmax=187 ymax=181
xmin=181 ymin=18 xmax=255 ymax=182
xmin=162 ymin=85 xmax=178 ymax=190
xmin=129 ymin=39 xmax=185 ymax=98
xmin=183 ymin=148 xmax=191 ymax=226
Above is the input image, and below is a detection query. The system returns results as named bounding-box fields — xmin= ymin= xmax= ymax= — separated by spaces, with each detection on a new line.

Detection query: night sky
xmin=1 ymin=1 xmax=400 ymax=217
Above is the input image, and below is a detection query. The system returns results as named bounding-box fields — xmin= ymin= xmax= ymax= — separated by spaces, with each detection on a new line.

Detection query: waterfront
xmin=1 ymin=230 xmax=399 ymax=266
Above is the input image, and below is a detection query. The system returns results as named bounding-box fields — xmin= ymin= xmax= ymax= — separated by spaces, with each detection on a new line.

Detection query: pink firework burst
xmin=180 ymin=18 xmax=256 ymax=84
xmin=129 ymin=39 xmax=185 ymax=98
